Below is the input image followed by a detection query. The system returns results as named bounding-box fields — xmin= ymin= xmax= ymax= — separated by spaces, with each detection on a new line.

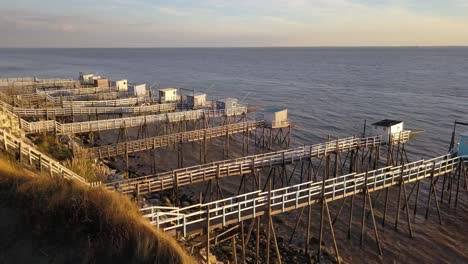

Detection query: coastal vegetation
xmin=0 ymin=158 xmax=193 ymax=263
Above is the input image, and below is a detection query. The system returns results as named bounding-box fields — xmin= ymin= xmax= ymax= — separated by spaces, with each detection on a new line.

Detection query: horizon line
xmin=1 ymin=45 xmax=468 ymax=49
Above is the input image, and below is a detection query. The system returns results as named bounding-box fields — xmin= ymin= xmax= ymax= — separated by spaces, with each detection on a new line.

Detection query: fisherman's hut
xmin=186 ymin=93 xmax=206 ymax=108
xmin=159 ymin=88 xmax=178 ymax=102
xmin=264 ymin=107 xmax=289 ymax=128
xmin=93 ymin=78 xmax=109 ymax=88
xmin=79 ymin=72 xmax=94 ymax=84
xmin=371 ymin=119 xmax=404 ymax=143
xmin=112 ymin=79 xmax=128 ymax=91
xmin=128 ymin=83 xmax=147 ymax=96
xmin=216 ymin=98 xmax=239 ymax=111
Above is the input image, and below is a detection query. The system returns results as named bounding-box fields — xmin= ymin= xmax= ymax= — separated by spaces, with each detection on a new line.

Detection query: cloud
xmin=0 ymin=1 xmax=468 ymax=47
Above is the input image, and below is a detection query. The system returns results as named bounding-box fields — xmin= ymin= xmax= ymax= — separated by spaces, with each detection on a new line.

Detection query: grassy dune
xmin=0 ymin=159 xmax=194 ymax=264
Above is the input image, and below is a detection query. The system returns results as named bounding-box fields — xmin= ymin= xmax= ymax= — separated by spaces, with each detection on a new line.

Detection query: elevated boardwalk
xmin=39 ymin=86 xmax=118 ymax=96
xmin=90 ymin=120 xmax=263 ymax=159
xmin=6 ymin=102 xmax=177 ymax=117
xmin=142 ymin=154 xmax=461 ymax=235
xmin=16 ymin=91 xmax=123 ymax=103
xmin=0 ymin=78 xmax=79 ymax=94
xmin=0 ymin=91 xmax=160 ymax=108
xmin=103 ymin=134 xmax=408 ymax=195
xmin=0 ymin=128 xmax=89 ymax=184
xmin=22 ymin=107 xmax=248 ymax=134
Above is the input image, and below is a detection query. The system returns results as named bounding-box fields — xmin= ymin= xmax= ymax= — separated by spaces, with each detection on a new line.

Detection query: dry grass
xmin=32 ymin=134 xmax=72 ymax=161
xmin=0 ymin=159 xmax=194 ymax=264
xmin=64 ymin=148 xmax=100 ymax=182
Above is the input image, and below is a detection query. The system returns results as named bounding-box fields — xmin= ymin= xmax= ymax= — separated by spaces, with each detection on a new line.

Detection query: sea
xmin=0 ymin=47 xmax=467 ymax=262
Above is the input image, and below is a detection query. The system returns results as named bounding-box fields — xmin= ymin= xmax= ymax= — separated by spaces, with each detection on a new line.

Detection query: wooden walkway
xmin=0 ymin=129 xmax=89 ymax=184
xmin=141 ymin=154 xmax=461 ymax=235
xmin=17 ymin=91 xmax=123 ymax=103
xmin=22 ymin=107 xmax=248 ymax=134
xmin=103 ymin=133 xmax=408 ymax=195
xmin=39 ymin=86 xmax=118 ymax=96
xmin=90 ymin=120 xmax=263 ymax=159
xmin=1 ymin=91 xmax=161 ymax=108
xmin=0 ymin=78 xmax=78 ymax=94
xmin=7 ymin=103 xmax=177 ymax=117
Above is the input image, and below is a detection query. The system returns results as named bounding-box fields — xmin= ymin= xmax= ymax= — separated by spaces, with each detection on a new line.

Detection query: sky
xmin=1 ymin=0 xmax=468 ymax=47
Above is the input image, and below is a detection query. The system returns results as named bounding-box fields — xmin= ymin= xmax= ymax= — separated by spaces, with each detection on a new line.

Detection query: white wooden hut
xmin=187 ymin=93 xmax=206 ymax=108
xmin=159 ymin=88 xmax=178 ymax=102
xmin=371 ymin=119 xmax=404 ymax=142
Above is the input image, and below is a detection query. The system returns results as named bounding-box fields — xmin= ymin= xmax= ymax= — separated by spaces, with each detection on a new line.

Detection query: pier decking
xmin=143 ymin=154 xmax=460 ymax=235
xmin=90 ymin=120 xmax=262 ymax=159
xmin=19 ymin=107 xmax=247 ymax=134
xmin=6 ymin=102 xmax=177 ymax=117
xmin=103 ymin=133 xmax=403 ymax=195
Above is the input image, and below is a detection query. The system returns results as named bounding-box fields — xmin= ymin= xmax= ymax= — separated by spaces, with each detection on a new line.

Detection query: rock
xmin=162 ymin=196 xmax=173 ymax=206
xmin=236 ymin=244 xmax=242 ymax=252
xmin=221 ymin=246 xmax=231 ymax=254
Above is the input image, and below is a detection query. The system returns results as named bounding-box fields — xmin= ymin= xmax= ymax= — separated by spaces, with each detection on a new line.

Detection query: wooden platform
xmin=141 ymin=154 xmax=460 ymax=236
xmin=6 ymin=103 xmax=177 ymax=117
xmin=90 ymin=120 xmax=263 ymax=159
xmin=21 ymin=107 xmax=247 ymax=134
xmin=102 ymin=133 xmax=408 ymax=195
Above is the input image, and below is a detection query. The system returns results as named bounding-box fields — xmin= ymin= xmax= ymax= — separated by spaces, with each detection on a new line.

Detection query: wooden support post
xmin=317 ymin=155 xmax=329 ymax=261
xmin=246 ymin=124 xmax=250 ymax=155
xmin=206 ymin=207 xmax=211 ymax=264
xmin=360 ymin=170 xmax=369 ymax=246
xmin=18 ymin=139 xmax=22 ymax=163
xmin=413 ymin=181 xmax=421 ymax=218
xmin=255 ymin=215 xmax=260 ymax=264
xmin=125 ymin=145 xmax=129 ymax=176
xmin=231 ymin=236 xmax=238 ymax=264
xmin=38 ymin=154 xmax=43 ymax=175
xmin=367 ymin=191 xmax=383 ymax=256
xmin=425 ymin=161 xmax=443 ymax=225
xmin=325 ymin=199 xmax=341 ymax=264
xmin=395 ymin=160 xmax=404 ymax=231
xmin=455 ymin=161 xmax=464 ymax=207
xmin=289 ymin=206 xmax=306 ymax=244
xmin=241 ymin=221 xmax=246 ymax=264
xmin=402 ymin=175 xmax=414 ymax=238
xmin=270 ymin=216 xmax=282 ymax=264
xmin=266 ymin=185 xmax=272 ymax=264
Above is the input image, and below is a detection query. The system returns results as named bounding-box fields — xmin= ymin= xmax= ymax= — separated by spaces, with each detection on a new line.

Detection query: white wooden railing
xmin=21 ymin=107 xmax=247 ymax=134
xmin=104 ymin=134 xmax=391 ymax=195
xmin=142 ymin=154 xmax=460 ymax=236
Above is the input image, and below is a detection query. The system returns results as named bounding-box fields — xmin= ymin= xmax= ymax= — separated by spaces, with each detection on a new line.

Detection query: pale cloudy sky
xmin=1 ymin=0 xmax=468 ymax=47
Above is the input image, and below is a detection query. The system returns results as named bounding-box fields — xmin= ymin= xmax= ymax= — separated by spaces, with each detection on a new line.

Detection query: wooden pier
xmin=103 ymin=134 xmax=395 ymax=195
xmin=20 ymin=107 xmax=247 ymax=134
xmin=90 ymin=120 xmax=263 ymax=159
xmin=4 ymin=102 xmax=177 ymax=117
xmin=142 ymin=154 xmax=461 ymax=234
xmin=142 ymin=153 xmax=466 ymax=264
